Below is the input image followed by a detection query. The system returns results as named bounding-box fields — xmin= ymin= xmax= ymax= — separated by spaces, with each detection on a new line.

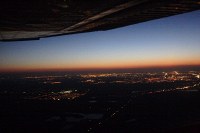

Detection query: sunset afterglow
xmin=0 ymin=10 xmax=200 ymax=72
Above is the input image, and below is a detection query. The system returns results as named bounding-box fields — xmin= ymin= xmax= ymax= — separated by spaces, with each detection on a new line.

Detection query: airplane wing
xmin=0 ymin=0 xmax=200 ymax=41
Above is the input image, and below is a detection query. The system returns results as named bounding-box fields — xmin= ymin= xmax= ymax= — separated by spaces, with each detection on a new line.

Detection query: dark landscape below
xmin=0 ymin=70 xmax=200 ymax=133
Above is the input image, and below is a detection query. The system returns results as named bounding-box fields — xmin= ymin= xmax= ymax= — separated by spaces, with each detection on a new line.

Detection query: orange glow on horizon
xmin=1 ymin=54 xmax=200 ymax=72
xmin=1 ymin=60 xmax=200 ymax=73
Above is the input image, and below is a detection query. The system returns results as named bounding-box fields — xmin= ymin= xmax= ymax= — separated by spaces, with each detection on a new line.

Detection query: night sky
xmin=0 ymin=10 xmax=200 ymax=72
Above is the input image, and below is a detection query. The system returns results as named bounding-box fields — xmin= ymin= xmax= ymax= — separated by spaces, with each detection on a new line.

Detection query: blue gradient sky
xmin=0 ymin=10 xmax=200 ymax=72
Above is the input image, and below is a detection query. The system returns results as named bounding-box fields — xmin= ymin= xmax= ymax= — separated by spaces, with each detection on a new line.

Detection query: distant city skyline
xmin=0 ymin=10 xmax=200 ymax=72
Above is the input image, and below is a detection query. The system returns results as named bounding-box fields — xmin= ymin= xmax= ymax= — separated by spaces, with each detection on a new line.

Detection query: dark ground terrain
xmin=0 ymin=72 xmax=200 ymax=133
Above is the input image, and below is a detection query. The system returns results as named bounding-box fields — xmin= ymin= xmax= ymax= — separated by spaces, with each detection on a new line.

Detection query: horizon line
xmin=1 ymin=64 xmax=200 ymax=73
